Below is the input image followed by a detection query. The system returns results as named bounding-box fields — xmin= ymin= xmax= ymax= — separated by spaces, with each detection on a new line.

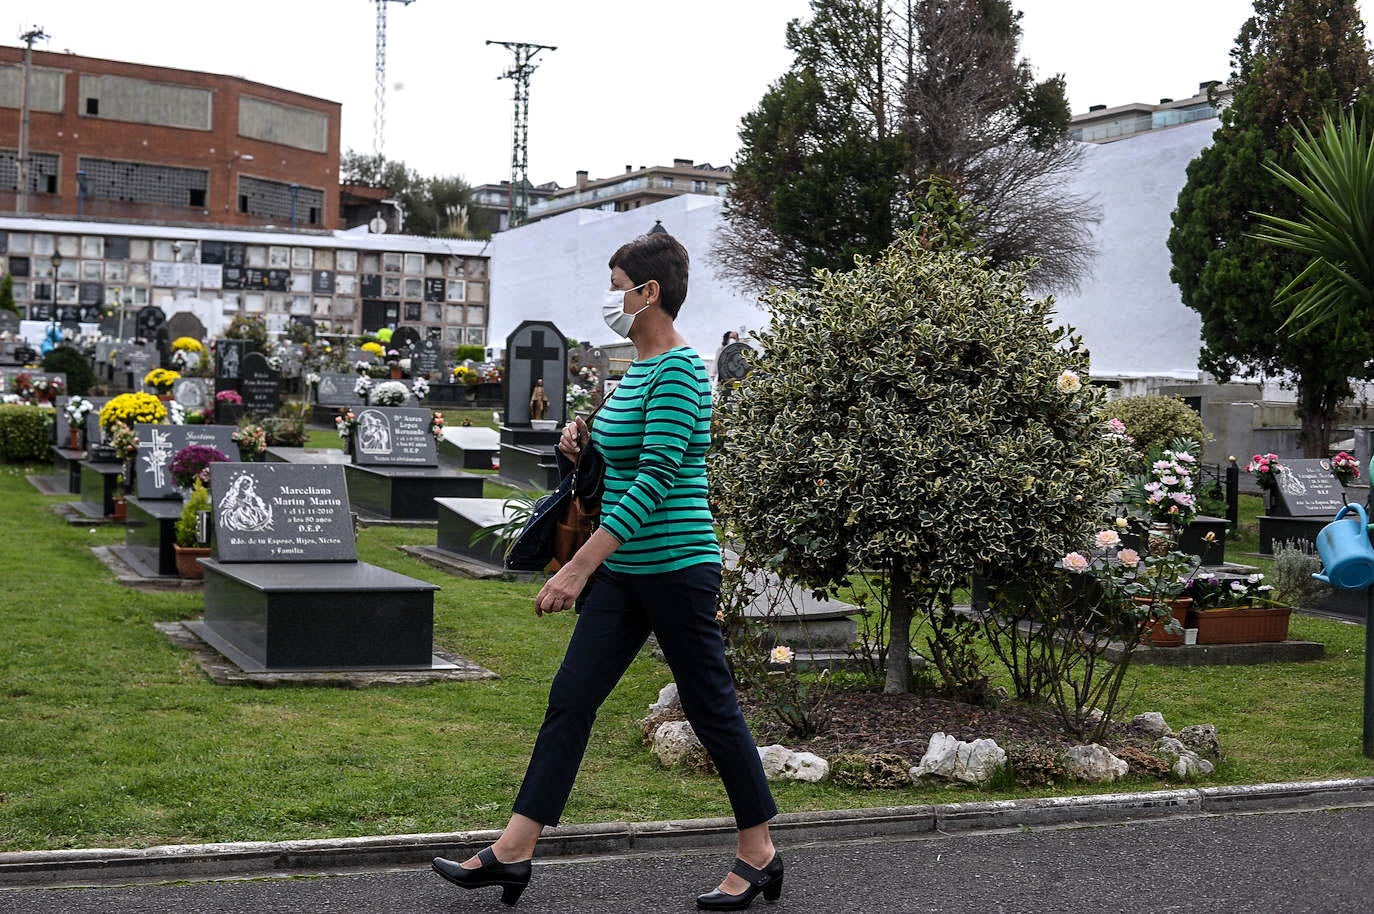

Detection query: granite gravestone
xmin=504 ymin=320 xmax=567 ymax=426
xmin=216 ymin=340 xmax=248 ymax=382
xmin=716 ymin=341 xmax=754 ymax=383
xmin=351 ymin=407 xmax=438 ymax=467
xmin=0 ymin=311 xmax=18 ymax=335
xmin=209 ymin=463 xmax=356 ymax=563
xmin=415 ymin=338 xmax=442 ymax=378
xmin=172 ymin=377 xmax=212 ymax=410
xmin=133 ymin=424 xmax=238 ymax=499
xmin=239 ymin=351 xmax=281 ymax=416
xmin=136 ymin=305 xmax=166 ymax=340
xmin=315 ymin=372 xmax=365 ymax=407
xmin=165 ymin=312 xmax=206 ymax=345
xmin=1273 ymin=459 xmax=1346 ymax=517
xmin=122 ymin=344 xmax=157 ymax=380
xmin=392 ymin=326 xmax=422 ymax=353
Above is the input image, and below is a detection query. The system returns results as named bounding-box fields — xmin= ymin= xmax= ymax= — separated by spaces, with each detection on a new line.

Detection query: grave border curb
xmin=2 ymin=777 xmax=1372 ymax=888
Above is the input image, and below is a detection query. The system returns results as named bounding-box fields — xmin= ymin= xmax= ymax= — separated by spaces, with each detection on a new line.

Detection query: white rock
xmin=785 ymin=751 xmax=830 ymax=783
xmin=1130 ymin=712 xmax=1172 ymax=737
xmin=648 ymin=682 xmax=680 ymax=716
xmin=652 ymin=721 xmax=702 ymax=768
xmin=1176 ymin=724 xmax=1221 ymax=759
xmin=757 ymin=744 xmax=794 ymax=779
xmin=911 ymin=732 xmax=1007 ymax=785
xmin=1063 ymin=744 xmax=1128 ymax=783
xmin=1154 ymin=736 xmax=1214 ymax=780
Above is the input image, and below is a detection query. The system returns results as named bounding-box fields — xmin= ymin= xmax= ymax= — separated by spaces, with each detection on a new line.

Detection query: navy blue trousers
xmin=512 ymin=562 xmax=777 ymax=830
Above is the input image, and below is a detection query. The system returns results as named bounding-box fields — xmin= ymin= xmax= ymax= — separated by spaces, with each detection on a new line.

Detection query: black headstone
xmin=166 ymin=312 xmax=206 ymax=344
xmin=351 ymin=407 xmax=438 ymax=467
xmin=392 ymin=326 xmax=421 ymax=352
xmin=424 ymin=277 xmax=446 ymax=302
xmin=134 ymin=424 xmax=238 ymax=499
xmin=122 ymin=344 xmax=157 ymax=378
xmin=1273 ymin=459 xmax=1346 ymax=517
xmin=504 ymin=320 xmax=567 ymax=426
xmin=315 ymin=372 xmax=365 ymax=407
xmin=104 ymin=236 xmax=130 ymax=260
xmin=217 ymin=340 xmax=247 ymax=380
xmin=415 ymin=338 xmax=441 ymax=377
xmin=312 ymin=270 xmax=335 ymax=294
xmin=239 ymin=351 xmax=281 ymax=416
xmin=136 ymin=305 xmax=166 ymax=339
xmin=209 ymin=462 xmax=357 ymax=563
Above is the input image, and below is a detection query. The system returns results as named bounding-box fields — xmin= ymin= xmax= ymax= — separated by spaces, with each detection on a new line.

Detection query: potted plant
xmin=215 ymin=388 xmax=244 ymax=425
xmin=99 ymin=392 xmax=167 ymax=438
xmin=1125 ymin=439 xmax=1201 ymax=551
xmin=232 ymin=421 xmax=269 ymax=461
xmin=371 ymin=379 xmax=410 ymax=406
xmin=144 ymin=367 xmax=181 ymax=400
xmin=169 ymin=444 xmax=231 ymax=495
xmin=1062 ymin=532 xmax=1196 ymax=648
xmin=1182 ymin=572 xmax=1291 ymax=643
xmin=64 ymin=396 xmax=94 ymax=449
xmin=173 ymin=481 xmax=213 ymax=578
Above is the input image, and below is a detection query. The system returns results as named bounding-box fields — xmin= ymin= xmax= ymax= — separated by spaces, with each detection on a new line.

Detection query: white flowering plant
xmin=371 ymin=380 xmax=410 ymax=406
xmin=410 ymin=377 xmax=430 ymax=401
xmin=1184 ymin=572 xmax=1277 ymax=609
xmin=354 ymin=376 xmax=373 ymax=401
xmin=1126 ymin=437 xmax=1201 ymax=529
xmin=65 ymin=396 xmax=94 ymax=428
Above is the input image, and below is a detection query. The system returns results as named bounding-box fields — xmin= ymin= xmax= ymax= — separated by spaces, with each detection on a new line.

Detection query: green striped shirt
xmin=592 ymin=346 xmax=720 ymax=574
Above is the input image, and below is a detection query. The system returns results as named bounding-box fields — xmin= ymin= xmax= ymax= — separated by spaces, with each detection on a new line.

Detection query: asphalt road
xmin=5 ymin=806 xmax=1373 ymax=914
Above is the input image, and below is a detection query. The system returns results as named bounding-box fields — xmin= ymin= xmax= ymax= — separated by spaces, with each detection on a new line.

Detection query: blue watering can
xmin=1313 ymin=503 xmax=1374 ymax=590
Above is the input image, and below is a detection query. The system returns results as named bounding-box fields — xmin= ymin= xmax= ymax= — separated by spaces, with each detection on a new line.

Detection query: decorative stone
xmin=786 ymin=751 xmax=830 ymax=783
xmin=652 ymin=720 xmax=704 ymax=768
xmin=757 ymin=744 xmax=794 ymax=780
xmin=1130 ymin=712 xmax=1172 ymax=738
xmin=1176 ymin=724 xmax=1222 ymax=759
xmin=649 ymin=682 xmax=680 ymax=716
xmin=1155 ymin=736 xmax=1215 ymax=779
xmin=1063 ymin=744 xmax=1129 ymax=783
xmin=911 ymin=732 xmax=1007 ymax=785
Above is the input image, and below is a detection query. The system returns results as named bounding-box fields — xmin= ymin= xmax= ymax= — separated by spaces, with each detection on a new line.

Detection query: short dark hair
xmin=608 ymin=232 xmax=690 ymax=319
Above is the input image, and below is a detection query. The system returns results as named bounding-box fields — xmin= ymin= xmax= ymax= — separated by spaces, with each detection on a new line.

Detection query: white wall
xmin=1051 ymin=118 xmax=1217 ymax=379
xmin=489 ymin=194 xmax=768 ymax=365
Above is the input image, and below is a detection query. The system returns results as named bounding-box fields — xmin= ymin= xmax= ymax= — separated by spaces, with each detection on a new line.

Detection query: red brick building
xmin=0 ymin=47 xmax=341 ymax=228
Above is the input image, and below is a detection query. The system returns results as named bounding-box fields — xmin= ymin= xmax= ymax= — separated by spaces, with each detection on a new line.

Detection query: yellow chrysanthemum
xmin=170 ymin=337 xmax=205 ymax=353
xmin=361 ymin=341 xmax=385 ymax=357
xmin=99 ymin=392 xmax=168 ymax=432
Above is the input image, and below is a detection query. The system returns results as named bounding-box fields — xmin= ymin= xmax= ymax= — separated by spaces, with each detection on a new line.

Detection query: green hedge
xmin=0 ymin=404 xmax=54 ymax=462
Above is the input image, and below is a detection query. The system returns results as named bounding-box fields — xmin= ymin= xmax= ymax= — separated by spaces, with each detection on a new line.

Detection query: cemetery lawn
xmin=1 ymin=466 xmax=1373 ymax=852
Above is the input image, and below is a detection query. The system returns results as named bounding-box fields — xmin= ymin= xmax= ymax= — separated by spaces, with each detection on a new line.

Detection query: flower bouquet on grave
xmin=100 ymin=392 xmax=167 ymax=435
xmin=372 ymin=380 xmax=409 ymax=406
xmin=411 ymin=377 xmax=430 ymax=401
xmin=169 ymin=444 xmax=231 ymax=490
xmin=215 ymin=389 xmax=243 ymax=406
xmin=354 ymin=375 xmax=373 ymax=404
xmin=29 ymin=375 xmax=64 ymax=405
xmin=232 ymin=421 xmax=269 ymax=461
xmin=1126 ymin=439 xmax=1201 ymax=549
xmin=65 ymin=396 xmax=94 ymax=444
xmin=430 ymin=410 xmax=445 ymax=441
xmin=144 ymin=368 xmax=180 ymax=395
xmin=1246 ymin=453 xmax=1283 ymax=491
xmin=108 ymin=420 xmax=140 ymax=463
xmin=335 ymin=408 xmax=358 ymax=443
xmin=1332 ymin=451 xmax=1360 ymax=488
xmin=451 ymin=364 xmax=481 ymax=387
xmin=360 ymin=341 xmax=386 ymax=360
xmin=166 ymin=401 xmax=186 ymax=425
xmin=1184 ymin=572 xmax=1276 ymax=610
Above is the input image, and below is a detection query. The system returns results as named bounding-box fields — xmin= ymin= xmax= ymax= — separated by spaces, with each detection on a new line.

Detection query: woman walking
xmin=433 ymin=232 xmax=781 ymax=909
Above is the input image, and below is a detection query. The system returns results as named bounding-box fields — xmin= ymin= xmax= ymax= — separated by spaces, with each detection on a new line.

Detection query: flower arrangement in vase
xmin=99 ymin=392 xmax=167 ymax=435
xmin=1246 ymin=453 xmax=1283 ymax=491
xmin=371 ymin=380 xmax=409 ymax=406
xmin=169 ymin=444 xmax=231 ymax=490
xmin=173 ymin=481 xmax=213 ymax=578
xmin=64 ymin=396 xmax=94 ymax=447
xmin=232 ymin=422 xmax=269 ymax=461
xmin=1331 ymin=451 xmax=1360 ymax=488
xmin=144 ymin=368 xmax=181 ymax=396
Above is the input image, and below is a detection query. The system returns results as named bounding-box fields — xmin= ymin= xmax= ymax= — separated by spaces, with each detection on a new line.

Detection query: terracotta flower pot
xmin=110 ymin=497 xmax=127 ymax=521
xmin=67 ymin=427 xmax=81 ymax=450
xmin=1187 ymin=605 xmax=1291 ymax=644
xmin=1135 ymin=596 xmax=1192 ymax=647
xmin=173 ymin=544 xmax=212 ymax=579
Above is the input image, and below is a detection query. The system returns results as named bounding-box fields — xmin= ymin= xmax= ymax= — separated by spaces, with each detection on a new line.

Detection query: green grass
xmin=0 ymin=465 xmax=1372 ymax=852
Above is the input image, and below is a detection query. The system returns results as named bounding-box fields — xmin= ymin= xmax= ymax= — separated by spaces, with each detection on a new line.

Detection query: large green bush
xmin=1104 ymin=395 xmax=1208 ymax=457
xmin=0 ymin=405 xmax=54 ymax=462
xmin=454 ymin=344 xmax=486 ymax=363
xmin=41 ymin=345 xmax=96 ymax=396
xmin=712 ymin=219 xmax=1129 ymax=693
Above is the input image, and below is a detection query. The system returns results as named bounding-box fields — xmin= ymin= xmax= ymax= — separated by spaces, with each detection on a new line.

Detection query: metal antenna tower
xmin=16 ymin=24 xmax=50 ymax=215
xmin=373 ymin=0 xmax=414 ymax=158
xmin=486 ymin=40 xmax=555 ymax=228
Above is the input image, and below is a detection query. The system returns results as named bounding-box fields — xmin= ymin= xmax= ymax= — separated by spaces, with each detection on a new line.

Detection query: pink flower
xmin=1117 ymin=548 xmax=1140 ymax=567
xmin=1095 ymin=530 xmax=1121 ymax=548
xmin=1062 ymin=552 xmax=1090 ymax=573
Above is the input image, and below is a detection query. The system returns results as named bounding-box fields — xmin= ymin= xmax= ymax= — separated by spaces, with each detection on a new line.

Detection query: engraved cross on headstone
xmin=504 ymin=321 xmax=568 ymax=426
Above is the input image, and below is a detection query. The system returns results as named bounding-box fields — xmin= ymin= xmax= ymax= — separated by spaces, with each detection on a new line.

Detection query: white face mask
xmin=602 ymin=282 xmax=650 ymax=337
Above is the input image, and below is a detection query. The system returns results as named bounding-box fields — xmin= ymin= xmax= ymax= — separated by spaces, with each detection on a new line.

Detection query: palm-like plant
xmin=1252 ymin=109 xmax=1374 ymax=333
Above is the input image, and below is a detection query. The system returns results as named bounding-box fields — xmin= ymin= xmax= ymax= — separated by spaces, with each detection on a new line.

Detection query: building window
xmin=85 ymin=98 xmax=98 ymax=115
xmin=692 ymin=180 xmax=707 ymax=192
xmin=235 ymin=176 xmax=325 ymax=224
xmin=79 ymin=157 xmax=209 ymax=209
xmin=0 ymin=150 xmax=60 ymax=194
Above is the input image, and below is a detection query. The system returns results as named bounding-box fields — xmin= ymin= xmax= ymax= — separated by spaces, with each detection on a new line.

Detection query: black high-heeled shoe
xmin=432 ymin=847 xmax=532 ymax=906
xmin=695 ymin=853 xmax=784 ymax=911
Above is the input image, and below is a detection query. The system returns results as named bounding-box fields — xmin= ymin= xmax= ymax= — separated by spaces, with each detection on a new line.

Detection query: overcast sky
xmin=12 ymin=1 xmax=1374 ymax=188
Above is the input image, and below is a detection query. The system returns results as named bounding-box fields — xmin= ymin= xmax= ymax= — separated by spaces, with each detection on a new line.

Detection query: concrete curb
xmin=3 ymin=778 xmax=1373 ymax=888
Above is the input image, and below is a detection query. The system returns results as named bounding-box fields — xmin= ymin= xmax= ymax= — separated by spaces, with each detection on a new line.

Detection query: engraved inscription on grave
xmin=351 ymin=407 xmax=438 ymax=467
xmin=1274 ymin=458 xmax=1346 ymax=517
xmin=210 ymin=463 xmax=357 ymax=562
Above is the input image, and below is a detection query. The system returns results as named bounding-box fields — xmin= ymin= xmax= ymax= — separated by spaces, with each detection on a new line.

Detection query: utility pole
xmin=16 ymin=25 xmax=49 ymax=216
xmin=373 ymin=0 xmax=415 ymax=158
xmin=486 ymin=40 xmax=555 ymax=229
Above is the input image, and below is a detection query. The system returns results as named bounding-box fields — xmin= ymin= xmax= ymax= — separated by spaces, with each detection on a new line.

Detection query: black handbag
xmin=504 ymin=406 xmax=607 ymax=572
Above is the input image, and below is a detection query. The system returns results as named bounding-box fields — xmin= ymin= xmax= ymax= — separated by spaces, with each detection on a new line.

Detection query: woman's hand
xmin=557 ymin=417 xmax=589 ymax=461
xmin=534 ymin=562 xmax=589 ymax=616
